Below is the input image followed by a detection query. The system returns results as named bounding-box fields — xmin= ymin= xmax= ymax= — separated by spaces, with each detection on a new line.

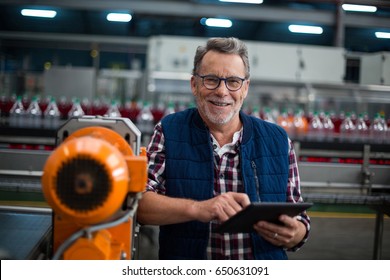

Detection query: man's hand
xmin=191 ymin=192 xmax=251 ymax=223
xmin=253 ymin=215 xmax=307 ymax=249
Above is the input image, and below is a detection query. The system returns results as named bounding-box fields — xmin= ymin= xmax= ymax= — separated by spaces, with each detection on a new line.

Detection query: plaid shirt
xmin=146 ymin=122 xmax=310 ymax=260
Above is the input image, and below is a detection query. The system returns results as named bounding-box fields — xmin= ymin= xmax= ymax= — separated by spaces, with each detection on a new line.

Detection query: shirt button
xmin=219 ymin=174 xmax=224 ymax=179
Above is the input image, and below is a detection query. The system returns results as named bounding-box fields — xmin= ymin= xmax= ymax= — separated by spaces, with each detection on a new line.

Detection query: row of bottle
xmin=250 ymin=107 xmax=389 ymax=144
xmin=1 ymin=95 xmax=181 ymax=131
xmin=2 ymin=95 xmax=389 ymax=144
xmin=6 ymin=96 xmax=84 ymax=129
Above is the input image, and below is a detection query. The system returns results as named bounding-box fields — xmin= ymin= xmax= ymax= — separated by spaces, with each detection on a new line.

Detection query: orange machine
xmin=41 ymin=117 xmax=147 ymax=260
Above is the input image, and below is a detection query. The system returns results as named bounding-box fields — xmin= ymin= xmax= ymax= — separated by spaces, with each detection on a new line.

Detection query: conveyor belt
xmin=0 ymin=206 xmax=52 ymax=260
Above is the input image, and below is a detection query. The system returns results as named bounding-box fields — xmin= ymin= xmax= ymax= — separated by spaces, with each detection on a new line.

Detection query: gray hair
xmin=192 ymin=37 xmax=250 ymax=79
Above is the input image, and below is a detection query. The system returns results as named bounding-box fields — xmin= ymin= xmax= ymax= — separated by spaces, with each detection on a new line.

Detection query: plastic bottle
xmin=307 ymin=111 xmax=324 ymax=141
xmin=128 ymin=100 xmax=141 ymax=123
xmin=68 ymin=98 xmax=85 ymax=119
xmin=43 ymin=97 xmax=61 ymax=129
xmin=251 ymin=106 xmax=260 ymax=119
xmin=379 ymin=113 xmax=388 ymax=144
xmin=163 ymin=101 xmax=176 ymax=117
xmin=370 ymin=113 xmax=385 ymax=144
xmin=356 ymin=113 xmax=369 ymax=143
xmin=379 ymin=113 xmax=388 ymax=130
xmin=293 ymin=109 xmax=308 ymax=139
xmin=91 ymin=98 xmax=107 ymax=116
xmin=105 ymin=100 xmax=121 ymax=118
xmin=177 ymin=102 xmax=187 ymax=112
xmin=0 ymin=94 xmax=8 ymax=125
xmin=262 ymin=107 xmax=275 ymax=123
xmin=22 ymin=95 xmax=30 ymax=111
xmin=39 ymin=96 xmax=49 ymax=114
xmin=340 ymin=112 xmax=356 ymax=142
xmin=26 ymin=96 xmax=42 ymax=128
xmin=58 ymin=96 xmax=72 ymax=119
xmin=350 ymin=111 xmax=358 ymax=126
xmin=150 ymin=101 xmax=164 ymax=123
xmin=322 ymin=112 xmax=335 ymax=141
xmin=277 ymin=109 xmax=294 ymax=136
xmin=362 ymin=112 xmax=371 ymax=129
xmin=333 ymin=111 xmax=345 ymax=136
xmin=9 ymin=96 xmax=25 ymax=127
xmin=136 ymin=101 xmax=155 ymax=145
xmin=5 ymin=94 xmax=16 ymax=118
xmin=305 ymin=110 xmax=314 ymax=126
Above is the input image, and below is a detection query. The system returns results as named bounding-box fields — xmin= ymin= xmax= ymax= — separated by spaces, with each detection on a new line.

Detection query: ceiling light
xmin=288 ymin=24 xmax=323 ymax=34
xmin=106 ymin=13 xmax=132 ymax=22
xmin=21 ymin=9 xmax=57 ymax=18
xmin=219 ymin=0 xmax=263 ymax=4
xmin=203 ymin=18 xmax=232 ymax=28
xmin=375 ymin=32 xmax=390 ymax=39
xmin=342 ymin=4 xmax=377 ymax=13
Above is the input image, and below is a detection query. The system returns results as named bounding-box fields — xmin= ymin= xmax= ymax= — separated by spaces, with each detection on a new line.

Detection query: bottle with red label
xmin=307 ymin=111 xmax=324 ymax=141
xmin=293 ymin=109 xmax=308 ymax=139
xmin=356 ymin=113 xmax=369 ymax=143
xmin=340 ymin=112 xmax=356 ymax=142
xmin=58 ymin=97 xmax=72 ymax=119
xmin=322 ymin=112 xmax=335 ymax=141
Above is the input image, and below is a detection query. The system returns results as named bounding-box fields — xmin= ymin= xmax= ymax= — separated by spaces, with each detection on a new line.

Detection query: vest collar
xmin=191 ymin=108 xmax=253 ymax=145
xmin=240 ymin=110 xmax=253 ymax=145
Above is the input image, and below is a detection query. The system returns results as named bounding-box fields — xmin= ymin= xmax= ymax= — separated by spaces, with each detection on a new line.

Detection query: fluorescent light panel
xmin=21 ymin=9 xmax=57 ymax=18
xmin=106 ymin=13 xmax=132 ymax=22
xmin=288 ymin=24 xmax=323 ymax=34
xmin=375 ymin=32 xmax=390 ymax=39
xmin=204 ymin=18 xmax=232 ymax=28
xmin=219 ymin=0 xmax=263 ymax=4
xmin=342 ymin=4 xmax=377 ymax=13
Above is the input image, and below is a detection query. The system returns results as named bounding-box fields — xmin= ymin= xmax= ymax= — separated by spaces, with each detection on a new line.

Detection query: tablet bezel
xmin=216 ymin=202 xmax=313 ymax=234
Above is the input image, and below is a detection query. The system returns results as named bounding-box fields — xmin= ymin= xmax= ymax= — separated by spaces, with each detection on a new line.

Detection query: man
xmin=137 ymin=37 xmax=310 ymax=260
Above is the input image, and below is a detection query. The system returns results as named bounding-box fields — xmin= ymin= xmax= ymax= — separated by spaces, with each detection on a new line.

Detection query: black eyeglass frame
xmin=194 ymin=74 xmax=246 ymax=91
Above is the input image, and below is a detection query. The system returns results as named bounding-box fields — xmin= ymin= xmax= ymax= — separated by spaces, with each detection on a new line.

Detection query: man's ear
xmin=243 ymin=79 xmax=250 ymax=99
xmin=190 ymin=75 xmax=197 ymax=96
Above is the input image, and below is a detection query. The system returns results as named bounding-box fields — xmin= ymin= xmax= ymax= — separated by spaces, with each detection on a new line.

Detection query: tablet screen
xmin=216 ymin=202 xmax=313 ymax=233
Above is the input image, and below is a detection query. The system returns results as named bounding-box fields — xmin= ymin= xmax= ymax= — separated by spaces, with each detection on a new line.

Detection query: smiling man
xmin=137 ymin=37 xmax=310 ymax=260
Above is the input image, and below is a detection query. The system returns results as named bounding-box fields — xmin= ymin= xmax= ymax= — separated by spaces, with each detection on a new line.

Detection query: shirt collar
xmin=210 ymin=128 xmax=243 ymax=158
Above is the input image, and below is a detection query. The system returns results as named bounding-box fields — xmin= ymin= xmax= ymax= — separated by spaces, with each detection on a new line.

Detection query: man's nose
xmin=214 ymin=80 xmax=229 ymax=95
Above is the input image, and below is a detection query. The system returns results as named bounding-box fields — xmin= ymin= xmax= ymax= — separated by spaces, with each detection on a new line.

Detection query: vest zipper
xmin=251 ymin=161 xmax=261 ymax=202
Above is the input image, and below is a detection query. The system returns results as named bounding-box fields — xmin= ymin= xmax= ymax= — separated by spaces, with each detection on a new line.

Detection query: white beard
xmin=195 ymin=95 xmax=240 ymax=126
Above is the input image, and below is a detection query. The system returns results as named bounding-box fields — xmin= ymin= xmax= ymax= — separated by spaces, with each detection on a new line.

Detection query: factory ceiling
xmin=0 ymin=0 xmax=389 ymax=55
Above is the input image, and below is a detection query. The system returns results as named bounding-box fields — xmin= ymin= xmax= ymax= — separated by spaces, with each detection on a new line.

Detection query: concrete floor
xmin=136 ymin=214 xmax=390 ymax=260
xmin=288 ymin=215 xmax=390 ymax=260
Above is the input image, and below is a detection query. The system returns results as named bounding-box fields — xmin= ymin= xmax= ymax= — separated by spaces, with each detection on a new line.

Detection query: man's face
xmin=191 ymin=50 xmax=249 ymax=128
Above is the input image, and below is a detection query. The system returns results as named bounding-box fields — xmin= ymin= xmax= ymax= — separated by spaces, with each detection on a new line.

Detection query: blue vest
xmin=159 ymin=108 xmax=289 ymax=259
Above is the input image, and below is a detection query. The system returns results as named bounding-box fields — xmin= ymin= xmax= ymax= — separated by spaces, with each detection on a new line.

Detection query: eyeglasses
xmin=195 ymin=74 xmax=246 ymax=91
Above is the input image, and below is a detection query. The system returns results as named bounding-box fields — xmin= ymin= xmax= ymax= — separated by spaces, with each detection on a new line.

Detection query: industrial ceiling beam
xmin=0 ymin=31 xmax=148 ymax=53
xmin=0 ymin=0 xmax=389 ymax=28
xmin=291 ymin=0 xmax=390 ymax=8
xmin=0 ymin=31 xmax=147 ymax=46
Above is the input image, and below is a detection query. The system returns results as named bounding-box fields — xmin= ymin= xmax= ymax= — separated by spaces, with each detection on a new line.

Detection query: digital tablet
xmin=216 ymin=202 xmax=313 ymax=233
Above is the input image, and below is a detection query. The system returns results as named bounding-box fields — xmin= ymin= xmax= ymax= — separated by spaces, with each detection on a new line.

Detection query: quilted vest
xmin=159 ymin=108 xmax=289 ymax=259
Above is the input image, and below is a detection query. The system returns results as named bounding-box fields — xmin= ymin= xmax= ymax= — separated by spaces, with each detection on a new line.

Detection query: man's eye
xmin=227 ymin=78 xmax=240 ymax=85
xmin=205 ymin=77 xmax=219 ymax=83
